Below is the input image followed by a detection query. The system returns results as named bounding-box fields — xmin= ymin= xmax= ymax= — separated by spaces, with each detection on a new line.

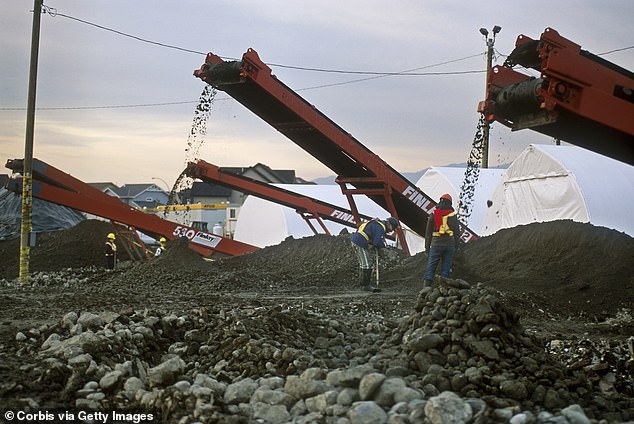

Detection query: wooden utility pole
xmin=19 ymin=0 xmax=43 ymax=284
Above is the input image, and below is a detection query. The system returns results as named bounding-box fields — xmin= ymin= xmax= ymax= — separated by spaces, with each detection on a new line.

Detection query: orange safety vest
xmin=432 ymin=210 xmax=456 ymax=237
xmin=357 ymin=219 xmax=386 ymax=242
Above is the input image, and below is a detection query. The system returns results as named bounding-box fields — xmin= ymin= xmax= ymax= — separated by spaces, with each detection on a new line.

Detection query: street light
xmin=151 ymin=177 xmax=170 ymax=192
xmin=152 ymin=177 xmax=181 ymax=205
xmin=479 ymin=25 xmax=501 ymax=169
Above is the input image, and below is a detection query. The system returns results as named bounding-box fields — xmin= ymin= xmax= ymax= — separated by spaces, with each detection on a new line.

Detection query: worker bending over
xmin=423 ymin=194 xmax=461 ymax=287
xmin=351 ymin=217 xmax=399 ymax=291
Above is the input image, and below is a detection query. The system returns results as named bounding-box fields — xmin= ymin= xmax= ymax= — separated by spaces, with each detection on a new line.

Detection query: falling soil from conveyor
xmin=457 ymin=114 xmax=486 ymax=226
xmin=165 ymin=84 xmax=216 ymax=211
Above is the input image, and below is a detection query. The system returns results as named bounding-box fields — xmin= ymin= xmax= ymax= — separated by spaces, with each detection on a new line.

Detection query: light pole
xmin=479 ymin=25 xmax=501 ymax=169
xmin=151 ymin=177 xmax=170 ymax=192
xmin=152 ymin=176 xmax=179 ymax=205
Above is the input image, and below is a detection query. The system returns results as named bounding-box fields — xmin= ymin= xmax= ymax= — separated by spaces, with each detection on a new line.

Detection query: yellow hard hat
xmin=107 ymin=233 xmax=116 ymax=239
xmin=159 ymin=237 xmax=166 ymax=243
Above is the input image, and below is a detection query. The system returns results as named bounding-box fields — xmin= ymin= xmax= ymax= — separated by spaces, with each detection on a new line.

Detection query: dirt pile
xmin=456 ymin=220 xmax=634 ymax=318
xmin=0 ymin=218 xmax=633 ymax=421
xmin=1 ymin=219 xmax=632 ymax=319
xmin=0 ymin=220 xmax=130 ymax=280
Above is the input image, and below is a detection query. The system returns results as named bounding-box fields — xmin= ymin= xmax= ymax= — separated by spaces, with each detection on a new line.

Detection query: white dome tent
xmin=483 ymin=144 xmax=634 ymax=237
xmin=415 ymin=167 xmax=506 ymax=234
xmin=233 ymin=184 xmax=394 ymax=248
xmin=404 ymin=167 xmax=506 ymax=254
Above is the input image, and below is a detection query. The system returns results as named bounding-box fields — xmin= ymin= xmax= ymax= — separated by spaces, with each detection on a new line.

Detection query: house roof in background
xmin=85 ymin=163 xmax=309 ymax=204
xmin=251 ymin=163 xmax=297 ymax=183
xmin=90 ymin=182 xmax=119 ymax=191
xmin=221 ymin=163 xmax=300 ymax=184
xmin=190 ymin=182 xmax=232 ymax=197
xmin=117 ymin=183 xmax=161 ymax=198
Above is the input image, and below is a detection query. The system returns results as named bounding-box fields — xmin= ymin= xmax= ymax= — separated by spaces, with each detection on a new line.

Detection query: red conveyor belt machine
xmin=10 ymin=28 xmax=624 ymax=259
xmin=4 ymin=158 xmax=259 ymax=257
xmin=184 ymin=159 xmax=393 ymax=238
xmin=478 ymin=28 xmax=634 ymax=165
xmin=4 ymin=157 xmax=389 ymax=257
xmin=193 ymin=49 xmax=481 ymax=255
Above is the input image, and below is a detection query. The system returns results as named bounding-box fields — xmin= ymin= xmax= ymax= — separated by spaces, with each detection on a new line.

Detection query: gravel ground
xmin=0 ymin=219 xmax=632 ymax=423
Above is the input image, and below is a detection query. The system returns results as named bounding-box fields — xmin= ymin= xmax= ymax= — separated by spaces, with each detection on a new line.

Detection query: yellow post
xmin=19 ymin=173 xmax=33 ymax=284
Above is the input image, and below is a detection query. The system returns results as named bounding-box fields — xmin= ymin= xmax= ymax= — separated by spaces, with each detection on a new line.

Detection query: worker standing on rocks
xmin=104 ymin=233 xmax=117 ymax=270
xmin=154 ymin=237 xmax=167 ymax=257
xmin=351 ymin=216 xmax=399 ymax=291
xmin=423 ymin=194 xmax=461 ymax=287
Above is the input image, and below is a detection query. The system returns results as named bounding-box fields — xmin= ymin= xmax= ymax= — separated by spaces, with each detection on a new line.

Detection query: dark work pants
xmin=423 ymin=244 xmax=455 ymax=283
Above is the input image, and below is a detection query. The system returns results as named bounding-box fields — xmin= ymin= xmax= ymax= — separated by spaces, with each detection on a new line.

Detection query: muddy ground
xmin=0 ymin=219 xmax=632 ymax=421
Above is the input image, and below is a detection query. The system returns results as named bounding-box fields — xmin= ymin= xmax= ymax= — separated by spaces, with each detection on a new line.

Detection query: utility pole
xmin=479 ymin=25 xmax=501 ymax=169
xmin=19 ymin=0 xmax=43 ymax=284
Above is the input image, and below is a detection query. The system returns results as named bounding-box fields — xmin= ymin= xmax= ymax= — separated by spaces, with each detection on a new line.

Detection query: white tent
xmin=403 ymin=167 xmax=506 ymax=254
xmin=233 ymin=184 xmax=393 ymax=248
xmin=482 ymin=144 xmax=634 ymax=237
xmin=415 ymin=167 xmax=506 ymax=233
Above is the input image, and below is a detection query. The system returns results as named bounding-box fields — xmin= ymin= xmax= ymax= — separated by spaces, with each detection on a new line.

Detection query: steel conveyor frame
xmin=5 ymin=158 xmax=259 ymax=257
xmin=194 ymin=49 xmax=479 ymax=254
xmin=185 ymin=159 xmax=384 ymax=236
xmin=478 ymin=28 xmax=634 ymax=165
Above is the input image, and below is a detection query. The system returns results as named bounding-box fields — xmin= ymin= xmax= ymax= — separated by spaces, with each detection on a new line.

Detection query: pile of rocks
xmin=389 ymin=280 xmax=633 ymax=421
xmin=6 ymin=277 xmax=633 ymax=423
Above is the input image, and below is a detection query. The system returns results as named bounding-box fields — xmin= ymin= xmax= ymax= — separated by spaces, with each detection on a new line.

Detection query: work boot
xmin=361 ymin=268 xmax=374 ymax=291
xmin=358 ymin=269 xmax=367 ymax=288
xmin=422 ymin=280 xmax=432 ymax=288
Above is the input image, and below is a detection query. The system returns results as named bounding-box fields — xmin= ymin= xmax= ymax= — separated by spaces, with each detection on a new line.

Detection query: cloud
xmin=1 ymin=0 xmax=632 ymax=189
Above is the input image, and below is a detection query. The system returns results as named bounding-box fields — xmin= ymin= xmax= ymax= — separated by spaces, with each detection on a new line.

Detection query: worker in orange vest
xmin=423 ymin=194 xmax=461 ymax=287
xmin=104 ymin=233 xmax=117 ymax=270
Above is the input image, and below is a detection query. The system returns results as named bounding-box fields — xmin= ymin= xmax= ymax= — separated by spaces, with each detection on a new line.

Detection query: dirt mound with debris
xmin=0 ymin=220 xmax=131 ymax=280
xmin=1 ymin=219 xmax=632 ymax=320
xmin=0 ymin=219 xmax=633 ymax=421
xmin=456 ymin=220 xmax=634 ymax=319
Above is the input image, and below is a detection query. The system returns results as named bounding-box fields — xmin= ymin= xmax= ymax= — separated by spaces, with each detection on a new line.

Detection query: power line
xmin=270 ymin=53 xmax=485 ymax=75
xmin=13 ymin=5 xmax=630 ymax=111
xmin=41 ymin=5 xmax=484 ymax=76
xmin=41 ymin=5 xmax=633 ymax=75
xmin=298 ymin=69 xmax=485 ymax=91
xmin=2 ymin=8 xmax=486 ymax=111
xmin=42 ymin=5 xmax=210 ymax=57
xmin=0 ymin=100 xmax=199 ymax=111
xmin=0 ymin=63 xmax=486 ymax=111
xmin=599 ymin=45 xmax=634 ymax=55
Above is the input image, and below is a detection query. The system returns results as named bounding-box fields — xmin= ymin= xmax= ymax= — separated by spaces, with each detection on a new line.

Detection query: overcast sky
xmin=1 ymin=1 xmax=632 ymax=187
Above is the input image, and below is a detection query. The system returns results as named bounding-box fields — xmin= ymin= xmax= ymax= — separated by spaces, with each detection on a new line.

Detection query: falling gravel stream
xmin=164 ymin=85 xmax=217 ymax=222
xmin=458 ymin=115 xmax=485 ymax=227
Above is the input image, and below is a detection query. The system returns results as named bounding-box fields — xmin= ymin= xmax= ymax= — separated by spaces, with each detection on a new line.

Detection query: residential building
xmin=88 ymin=163 xmax=312 ymax=238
